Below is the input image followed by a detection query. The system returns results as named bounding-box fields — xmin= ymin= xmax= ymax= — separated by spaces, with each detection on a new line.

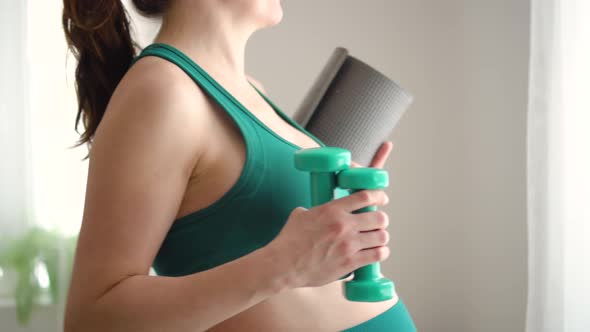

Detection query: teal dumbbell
xmin=294 ymin=147 xmax=352 ymax=280
xmin=294 ymin=146 xmax=351 ymax=205
xmin=338 ymin=167 xmax=395 ymax=302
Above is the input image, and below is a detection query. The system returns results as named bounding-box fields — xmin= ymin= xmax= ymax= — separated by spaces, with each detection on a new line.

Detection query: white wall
xmin=245 ymin=1 xmax=529 ymax=331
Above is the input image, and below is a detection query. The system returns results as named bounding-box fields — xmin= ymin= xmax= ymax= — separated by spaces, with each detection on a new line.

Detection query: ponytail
xmin=62 ymin=0 xmax=136 ymax=156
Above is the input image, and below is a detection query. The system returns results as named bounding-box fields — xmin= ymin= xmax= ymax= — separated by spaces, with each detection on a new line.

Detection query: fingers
xmin=353 ymin=210 xmax=389 ymax=232
xmin=356 ymin=229 xmax=389 ymax=250
xmin=352 ymin=141 xmax=394 ymax=169
xmin=348 ymin=246 xmax=390 ymax=270
xmin=330 ymin=189 xmax=389 ymax=213
xmin=370 ymin=141 xmax=394 ymax=169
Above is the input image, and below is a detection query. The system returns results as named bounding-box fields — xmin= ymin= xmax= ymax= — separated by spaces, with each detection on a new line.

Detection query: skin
xmin=64 ymin=0 xmax=398 ymax=331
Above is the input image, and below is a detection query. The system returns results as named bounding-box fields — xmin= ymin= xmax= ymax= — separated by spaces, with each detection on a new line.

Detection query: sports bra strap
xmin=133 ymin=43 xmax=249 ymax=125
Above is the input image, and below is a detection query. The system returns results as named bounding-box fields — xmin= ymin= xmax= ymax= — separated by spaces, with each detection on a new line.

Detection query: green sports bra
xmin=133 ymin=43 xmax=327 ymax=276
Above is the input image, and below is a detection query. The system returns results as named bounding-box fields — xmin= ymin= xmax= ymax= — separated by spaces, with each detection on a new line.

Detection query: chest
xmin=195 ymin=98 xmax=320 ymax=188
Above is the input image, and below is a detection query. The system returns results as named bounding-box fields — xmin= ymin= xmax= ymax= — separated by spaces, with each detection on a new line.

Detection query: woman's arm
xmin=64 ymin=59 xmax=290 ymax=332
xmin=67 ymin=245 xmax=288 ymax=332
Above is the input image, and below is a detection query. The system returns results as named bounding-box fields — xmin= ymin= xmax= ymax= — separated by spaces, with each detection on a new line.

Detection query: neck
xmin=153 ymin=1 xmax=255 ymax=86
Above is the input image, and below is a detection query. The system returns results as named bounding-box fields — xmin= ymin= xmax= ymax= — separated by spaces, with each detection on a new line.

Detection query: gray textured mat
xmin=294 ymin=48 xmax=413 ymax=166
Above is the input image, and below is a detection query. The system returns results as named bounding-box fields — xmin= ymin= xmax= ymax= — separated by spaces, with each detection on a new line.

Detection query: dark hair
xmin=62 ymin=0 xmax=169 ymax=158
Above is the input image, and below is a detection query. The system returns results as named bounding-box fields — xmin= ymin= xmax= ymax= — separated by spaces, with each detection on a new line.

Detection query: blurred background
xmin=0 ymin=0 xmax=588 ymax=331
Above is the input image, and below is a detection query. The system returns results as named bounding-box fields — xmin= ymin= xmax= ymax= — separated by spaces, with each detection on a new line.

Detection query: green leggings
xmin=341 ymin=297 xmax=417 ymax=332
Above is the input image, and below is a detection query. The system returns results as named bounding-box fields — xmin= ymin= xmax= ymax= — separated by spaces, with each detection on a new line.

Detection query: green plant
xmin=0 ymin=227 xmax=77 ymax=326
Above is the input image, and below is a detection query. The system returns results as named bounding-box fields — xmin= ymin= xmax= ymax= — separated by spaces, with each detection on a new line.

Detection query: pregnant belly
xmin=206 ymin=276 xmax=400 ymax=332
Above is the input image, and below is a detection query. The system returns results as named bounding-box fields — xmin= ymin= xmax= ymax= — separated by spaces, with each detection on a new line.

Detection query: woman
xmin=62 ymin=0 xmax=416 ymax=331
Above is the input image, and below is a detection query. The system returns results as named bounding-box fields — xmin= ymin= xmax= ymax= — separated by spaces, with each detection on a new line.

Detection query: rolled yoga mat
xmin=293 ymin=47 xmax=414 ymax=167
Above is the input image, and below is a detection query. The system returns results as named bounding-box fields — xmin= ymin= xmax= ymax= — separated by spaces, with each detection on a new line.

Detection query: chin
xmin=255 ymin=0 xmax=284 ymax=27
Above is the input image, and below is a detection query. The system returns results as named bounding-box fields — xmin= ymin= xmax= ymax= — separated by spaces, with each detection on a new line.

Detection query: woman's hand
xmin=265 ymin=142 xmax=395 ymax=289
xmin=350 ymin=141 xmax=394 ymax=169
xmin=267 ymin=189 xmax=391 ymax=288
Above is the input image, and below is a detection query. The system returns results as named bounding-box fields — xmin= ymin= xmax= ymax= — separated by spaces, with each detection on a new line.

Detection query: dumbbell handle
xmin=310 ymin=172 xmax=336 ymax=206
xmin=338 ymin=167 xmax=394 ymax=302
xmin=351 ymin=201 xmax=381 ymax=280
xmin=309 ymin=173 xmax=354 ymax=280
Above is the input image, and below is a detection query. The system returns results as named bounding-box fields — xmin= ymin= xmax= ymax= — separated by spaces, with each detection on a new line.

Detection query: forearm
xmin=65 ymin=246 xmax=290 ymax=332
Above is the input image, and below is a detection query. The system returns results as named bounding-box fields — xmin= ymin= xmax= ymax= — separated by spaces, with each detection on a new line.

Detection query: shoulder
xmin=92 ymin=56 xmax=213 ymax=176
xmin=116 ymin=55 xmax=211 ymax=114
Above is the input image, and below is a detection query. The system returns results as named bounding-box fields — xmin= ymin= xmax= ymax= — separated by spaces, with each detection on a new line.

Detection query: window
xmin=0 ymin=0 xmax=160 ymax=301
xmin=27 ymin=1 xmax=88 ymax=237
